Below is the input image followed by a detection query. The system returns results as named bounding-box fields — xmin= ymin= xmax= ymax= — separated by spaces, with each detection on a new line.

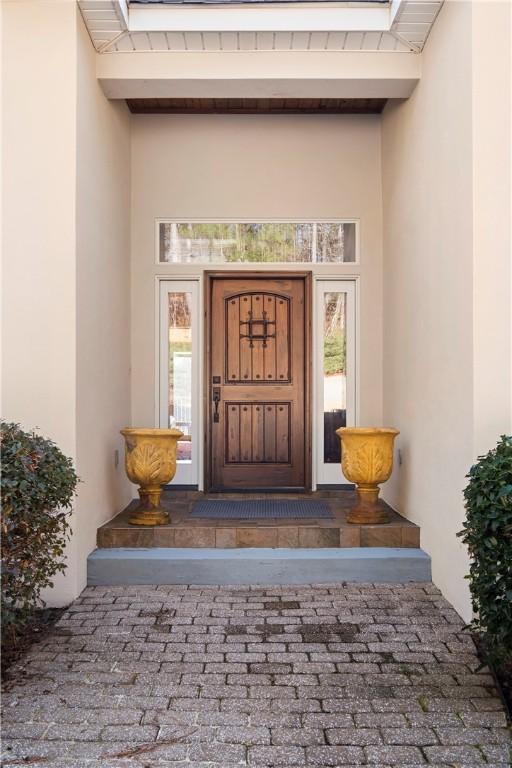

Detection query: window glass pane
xmin=168 ymin=292 xmax=192 ymax=462
xmin=159 ymin=222 xmax=356 ymax=263
xmin=323 ymin=292 xmax=347 ymax=463
xmin=316 ymin=222 xmax=356 ymax=263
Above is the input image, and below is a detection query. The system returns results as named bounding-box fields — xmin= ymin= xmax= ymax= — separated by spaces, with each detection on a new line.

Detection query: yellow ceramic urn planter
xmin=336 ymin=427 xmax=400 ymax=525
xmin=120 ymin=428 xmax=183 ymax=526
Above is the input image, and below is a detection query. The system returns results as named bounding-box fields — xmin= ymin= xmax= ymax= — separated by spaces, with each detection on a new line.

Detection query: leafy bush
xmin=1 ymin=422 xmax=78 ymax=645
xmin=458 ymin=435 xmax=512 ymax=664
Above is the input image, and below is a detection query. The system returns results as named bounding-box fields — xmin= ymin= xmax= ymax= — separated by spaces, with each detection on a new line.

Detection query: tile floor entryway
xmin=2 ymin=583 xmax=511 ymax=767
xmin=98 ymin=491 xmax=421 ymax=549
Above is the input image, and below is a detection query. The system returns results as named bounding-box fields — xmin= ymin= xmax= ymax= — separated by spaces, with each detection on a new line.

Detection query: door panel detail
xmin=209 ymin=276 xmax=307 ymax=490
xmin=225 ymin=402 xmax=291 ymax=464
xmin=225 ymin=293 xmax=290 ymax=383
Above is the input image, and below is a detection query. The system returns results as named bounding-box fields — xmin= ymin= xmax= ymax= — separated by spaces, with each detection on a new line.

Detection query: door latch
xmin=212 ymin=387 xmax=221 ymax=423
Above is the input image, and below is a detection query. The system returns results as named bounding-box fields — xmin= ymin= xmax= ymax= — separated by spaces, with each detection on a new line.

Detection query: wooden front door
xmin=208 ymin=275 xmax=309 ymax=490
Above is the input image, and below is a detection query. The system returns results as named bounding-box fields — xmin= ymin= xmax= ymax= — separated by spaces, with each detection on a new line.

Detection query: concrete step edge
xmin=88 ymin=546 xmax=431 ymax=586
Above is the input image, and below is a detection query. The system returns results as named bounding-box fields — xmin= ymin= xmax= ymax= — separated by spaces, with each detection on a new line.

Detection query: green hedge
xmin=1 ymin=422 xmax=78 ymax=645
xmin=458 ymin=435 xmax=512 ymax=664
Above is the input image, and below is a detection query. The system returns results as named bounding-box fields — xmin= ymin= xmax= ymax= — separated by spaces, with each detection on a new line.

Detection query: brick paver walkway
xmin=2 ymin=584 xmax=511 ymax=767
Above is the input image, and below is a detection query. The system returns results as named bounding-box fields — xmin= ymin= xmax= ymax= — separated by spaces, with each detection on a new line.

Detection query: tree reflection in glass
xmin=168 ymin=292 xmax=192 ymax=462
xmin=159 ymin=222 xmax=356 ymax=263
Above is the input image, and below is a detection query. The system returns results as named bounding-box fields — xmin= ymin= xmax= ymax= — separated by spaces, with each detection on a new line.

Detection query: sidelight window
xmin=315 ymin=280 xmax=356 ymax=486
xmin=167 ymin=292 xmax=192 ymax=460
xmin=323 ymin=292 xmax=347 ymax=464
xmin=159 ymin=280 xmax=200 ymax=485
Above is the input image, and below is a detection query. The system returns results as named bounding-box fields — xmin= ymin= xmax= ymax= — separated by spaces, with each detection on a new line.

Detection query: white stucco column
xmin=1 ymin=1 xmax=133 ymax=605
xmin=1 ymin=0 xmax=80 ymax=603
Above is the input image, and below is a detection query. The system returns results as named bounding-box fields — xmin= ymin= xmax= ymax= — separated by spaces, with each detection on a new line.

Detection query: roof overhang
xmin=80 ymin=0 xmax=440 ymax=101
xmin=98 ymin=49 xmax=421 ymax=99
xmin=79 ymin=0 xmax=442 ymax=53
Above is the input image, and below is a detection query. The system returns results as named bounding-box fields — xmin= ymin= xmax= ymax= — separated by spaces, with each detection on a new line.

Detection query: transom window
xmin=158 ymin=221 xmax=357 ymax=264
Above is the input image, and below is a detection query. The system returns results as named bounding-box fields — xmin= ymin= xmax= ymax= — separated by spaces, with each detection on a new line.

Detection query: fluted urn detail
xmin=336 ymin=427 xmax=400 ymax=524
xmin=121 ymin=428 xmax=183 ymax=526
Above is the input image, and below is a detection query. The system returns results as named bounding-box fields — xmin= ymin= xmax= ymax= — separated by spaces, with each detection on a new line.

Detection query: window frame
xmin=158 ymin=278 xmax=201 ymax=486
xmin=314 ymin=278 xmax=357 ymax=487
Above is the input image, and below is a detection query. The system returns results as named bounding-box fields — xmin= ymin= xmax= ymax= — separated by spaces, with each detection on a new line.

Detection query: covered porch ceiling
xmin=79 ymin=0 xmax=442 ymax=105
xmin=126 ymin=96 xmax=387 ymax=112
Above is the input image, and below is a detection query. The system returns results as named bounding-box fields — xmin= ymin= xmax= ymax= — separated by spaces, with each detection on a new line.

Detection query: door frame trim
xmin=204 ymin=270 xmax=313 ymax=492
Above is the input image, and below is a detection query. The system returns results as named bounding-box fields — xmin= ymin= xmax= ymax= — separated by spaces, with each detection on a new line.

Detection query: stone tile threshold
xmin=98 ymin=491 xmax=420 ymax=550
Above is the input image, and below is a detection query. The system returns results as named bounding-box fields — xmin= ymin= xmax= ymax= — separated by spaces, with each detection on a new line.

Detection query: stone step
xmin=97 ymin=492 xmax=420 ymax=550
xmin=87 ymin=547 xmax=431 ymax=586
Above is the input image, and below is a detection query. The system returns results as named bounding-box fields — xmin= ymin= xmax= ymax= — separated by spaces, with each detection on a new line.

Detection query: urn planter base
xmin=129 ymin=508 xmax=169 ymax=527
xmin=346 ymin=485 xmax=391 ymax=525
xmin=346 ymin=505 xmax=390 ymax=525
xmin=129 ymin=487 xmax=170 ymax=526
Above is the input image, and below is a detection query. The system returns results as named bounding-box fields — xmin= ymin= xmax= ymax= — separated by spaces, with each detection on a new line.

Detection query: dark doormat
xmin=190 ymin=499 xmax=333 ymax=520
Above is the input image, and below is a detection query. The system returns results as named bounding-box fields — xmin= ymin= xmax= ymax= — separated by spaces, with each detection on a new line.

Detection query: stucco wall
xmin=130 ymin=114 xmax=384 ymax=442
xmin=1 ymin=1 xmax=77 ymax=455
xmin=471 ymin=0 xmax=512 ymax=457
xmin=75 ymin=13 xmax=133 ymax=592
xmin=1 ymin=1 xmax=79 ymax=602
xmin=381 ymin=0 xmax=512 ymax=621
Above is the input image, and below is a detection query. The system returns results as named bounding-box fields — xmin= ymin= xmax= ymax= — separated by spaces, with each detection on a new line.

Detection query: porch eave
xmin=97 ymin=49 xmax=420 ymax=99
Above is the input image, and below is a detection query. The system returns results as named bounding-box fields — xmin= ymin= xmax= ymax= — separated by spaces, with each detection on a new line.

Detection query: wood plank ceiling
xmin=127 ymin=97 xmax=387 ymax=114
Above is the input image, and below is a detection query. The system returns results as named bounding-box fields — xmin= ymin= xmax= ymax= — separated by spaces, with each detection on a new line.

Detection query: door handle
xmin=213 ymin=387 xmax=221 ymax=423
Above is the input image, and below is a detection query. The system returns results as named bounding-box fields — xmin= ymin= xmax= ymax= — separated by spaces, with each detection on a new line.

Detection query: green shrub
xmin=1 ymin=422 xmax=78 ymax=645
xmin=458 ymin=435 xmax=512 ymax=664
